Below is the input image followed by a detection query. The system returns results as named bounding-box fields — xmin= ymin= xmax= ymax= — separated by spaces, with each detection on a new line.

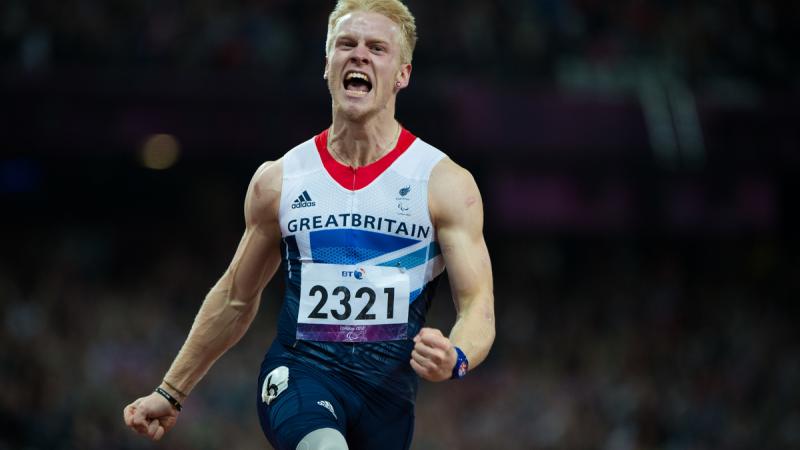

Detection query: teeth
xmin=346 ymin=72 xmax=369 ymax=82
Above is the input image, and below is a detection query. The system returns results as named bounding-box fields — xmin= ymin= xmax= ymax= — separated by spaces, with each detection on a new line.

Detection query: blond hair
xmin=325 ymin=0 xmax=418 ymax=65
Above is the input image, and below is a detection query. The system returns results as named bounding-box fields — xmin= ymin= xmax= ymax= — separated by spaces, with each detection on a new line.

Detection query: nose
xmin=350 ymin=43 xmax=370 ymax=65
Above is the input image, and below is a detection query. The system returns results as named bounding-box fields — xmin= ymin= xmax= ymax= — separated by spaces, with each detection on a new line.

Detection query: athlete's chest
xmin=280 ymin=170 xmax=432 ymax=239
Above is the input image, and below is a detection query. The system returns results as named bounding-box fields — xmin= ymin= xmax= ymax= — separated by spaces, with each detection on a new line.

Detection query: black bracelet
xmin=163 ymin=379 xmax=187 ymax=398
xmin=154 ymin=386 xmax=183 ymax=412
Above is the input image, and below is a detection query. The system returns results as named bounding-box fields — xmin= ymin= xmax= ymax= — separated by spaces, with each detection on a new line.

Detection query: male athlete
xmin=123 ymin=1 xmax=494 ymax=449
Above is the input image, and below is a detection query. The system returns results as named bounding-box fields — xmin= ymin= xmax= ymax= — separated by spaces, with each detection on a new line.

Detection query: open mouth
xmin=343 ymin=71 xmax=372 ymax=97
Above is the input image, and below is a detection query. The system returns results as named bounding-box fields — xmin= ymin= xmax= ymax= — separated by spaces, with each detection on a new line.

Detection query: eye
xmin=371 ymin=45 xmax=385 ymax=53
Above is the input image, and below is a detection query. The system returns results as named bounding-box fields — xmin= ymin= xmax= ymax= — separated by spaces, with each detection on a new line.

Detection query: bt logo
xmin=341 ymin=268 xmax=366 ymax=279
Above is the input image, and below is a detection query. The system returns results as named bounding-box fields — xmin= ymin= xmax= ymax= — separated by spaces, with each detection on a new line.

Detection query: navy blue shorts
xmin=256 ymin=358 xmax=415 ymax=450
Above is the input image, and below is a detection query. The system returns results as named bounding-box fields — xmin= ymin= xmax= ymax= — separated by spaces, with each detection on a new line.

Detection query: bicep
xmin=222 ymin=161 xmax=283 ymax=302
xmin=432 ymin=163 xmax=493 ymax=313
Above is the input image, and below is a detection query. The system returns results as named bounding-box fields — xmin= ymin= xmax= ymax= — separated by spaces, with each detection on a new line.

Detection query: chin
xmin=337 ymin=101 xmax=376 ymax=123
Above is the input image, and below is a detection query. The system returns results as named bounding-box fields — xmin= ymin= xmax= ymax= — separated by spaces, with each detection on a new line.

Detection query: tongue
xmin=347 ymin=80 xmax=370 ymax=92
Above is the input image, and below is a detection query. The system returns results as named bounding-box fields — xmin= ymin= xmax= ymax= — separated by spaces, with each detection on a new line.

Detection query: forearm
xmin=448 ymin=293 xmax=495 ymax=369
xmin=162 ymin=276 xmax=262 ymax=400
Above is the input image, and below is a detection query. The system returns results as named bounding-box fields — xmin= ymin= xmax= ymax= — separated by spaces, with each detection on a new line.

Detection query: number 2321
xmin=306 ymin=285 xmax=396 ymax=321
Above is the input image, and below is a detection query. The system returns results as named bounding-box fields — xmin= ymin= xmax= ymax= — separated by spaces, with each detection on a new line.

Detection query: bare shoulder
xmin=251 ymin=159 xmax=283 ymax=192
xmin=429 ymin=158 xmax=483 ymax=228
xmin=430 ymin=157 xmax=475 ymax=186
xmin=245 ymin=159 xmax=284 ymax=227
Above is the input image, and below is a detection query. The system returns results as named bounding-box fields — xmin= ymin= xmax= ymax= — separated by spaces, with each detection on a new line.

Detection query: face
xmin=324 ymin=11 xmax=411 ymax=122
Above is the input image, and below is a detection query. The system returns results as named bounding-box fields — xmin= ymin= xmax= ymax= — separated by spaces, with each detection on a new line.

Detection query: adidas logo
xmin=291 ymin=190 xmax=316 ymax=209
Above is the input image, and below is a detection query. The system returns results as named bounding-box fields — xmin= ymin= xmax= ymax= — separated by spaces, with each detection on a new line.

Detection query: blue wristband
xmin=451 ymin=347 xmax=469 ymax=380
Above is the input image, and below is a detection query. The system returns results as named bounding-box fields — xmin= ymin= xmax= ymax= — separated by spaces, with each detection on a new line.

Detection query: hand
xmin=410 ymin=327 xmax=457 ymax=382
xmin=123 ymin=391 xmax=179 ymax=441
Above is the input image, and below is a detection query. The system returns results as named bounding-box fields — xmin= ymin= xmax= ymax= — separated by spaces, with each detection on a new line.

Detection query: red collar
xmin=314 ymin=127 xmax=416 ymax=191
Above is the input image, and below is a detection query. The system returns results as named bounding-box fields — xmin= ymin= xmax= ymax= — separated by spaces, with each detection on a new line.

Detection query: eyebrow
xmin=336 ymin=34 xmax=392 ymax=47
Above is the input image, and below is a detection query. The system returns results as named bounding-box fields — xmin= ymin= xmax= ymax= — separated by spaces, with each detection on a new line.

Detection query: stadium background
xmin=1 ymin=1 xmax=798 ymax=449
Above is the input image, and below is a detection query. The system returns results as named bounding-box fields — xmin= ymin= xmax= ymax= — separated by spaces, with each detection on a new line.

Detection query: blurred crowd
xmin=416 ymin=237 xmax=799 ymax=449
xmin=1 ymin=195 xmax=796 ymax=449
xmin=2 ymin=0 xmax=798 ymax=89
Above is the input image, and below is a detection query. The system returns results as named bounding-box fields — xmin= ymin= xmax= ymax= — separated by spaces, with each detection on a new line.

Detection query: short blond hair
xmin=325 ymin=0 xmax=418 ymax=65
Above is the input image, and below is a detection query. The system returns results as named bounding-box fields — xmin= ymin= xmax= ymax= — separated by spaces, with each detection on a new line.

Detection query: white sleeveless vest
xmin=278 ymin=129 xmax=446 ymax=342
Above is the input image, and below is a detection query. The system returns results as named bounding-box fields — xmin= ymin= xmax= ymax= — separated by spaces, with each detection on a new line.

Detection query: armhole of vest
xmin=421 ymin=146 xmax=447 ymax=242
xmin=278 ymin=141 xmax=317 ymax=231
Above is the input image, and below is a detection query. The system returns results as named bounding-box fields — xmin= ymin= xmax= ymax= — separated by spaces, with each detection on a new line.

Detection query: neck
xmin=328 ymin=112 xmax=400 ymax=168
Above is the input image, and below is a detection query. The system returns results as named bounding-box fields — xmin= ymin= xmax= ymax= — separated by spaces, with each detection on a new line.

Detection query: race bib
xmin=296 ymin=263 xmax=410 ymax=342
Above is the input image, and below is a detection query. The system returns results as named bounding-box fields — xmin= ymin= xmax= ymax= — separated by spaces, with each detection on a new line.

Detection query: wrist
xmin=154 ymin=386 xmax=183 ymax=412
xmin=450 ymin=346 xmax=469 ymax=380
xmin=161 ymin=379 xmax=188 ymax=402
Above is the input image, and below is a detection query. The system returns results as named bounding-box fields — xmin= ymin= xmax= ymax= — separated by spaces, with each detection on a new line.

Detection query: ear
xmin=323 ymin=56 xmax=329 ymax=80
xmin=395 ymin=63 xmax=412 ymax=90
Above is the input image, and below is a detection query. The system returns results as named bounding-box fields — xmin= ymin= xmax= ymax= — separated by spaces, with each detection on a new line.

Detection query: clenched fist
xmin=410 ymin=327 xmax=458 ymax=382
xmin=123 ymin=391 xmax=179 ymax=441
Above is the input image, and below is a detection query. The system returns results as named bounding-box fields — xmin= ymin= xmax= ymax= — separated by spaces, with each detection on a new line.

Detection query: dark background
xmin=1 ymin=1 xmax=799 ymax=449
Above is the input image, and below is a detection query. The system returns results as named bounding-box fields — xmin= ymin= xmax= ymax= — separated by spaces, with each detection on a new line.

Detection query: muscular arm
xmin=410 ymin=158 xmax=495 ymax=381
xmin=162 ymin=160 xmax=284 ymax=396
xmin=124 ymin=160 xmax=284 ymax=440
